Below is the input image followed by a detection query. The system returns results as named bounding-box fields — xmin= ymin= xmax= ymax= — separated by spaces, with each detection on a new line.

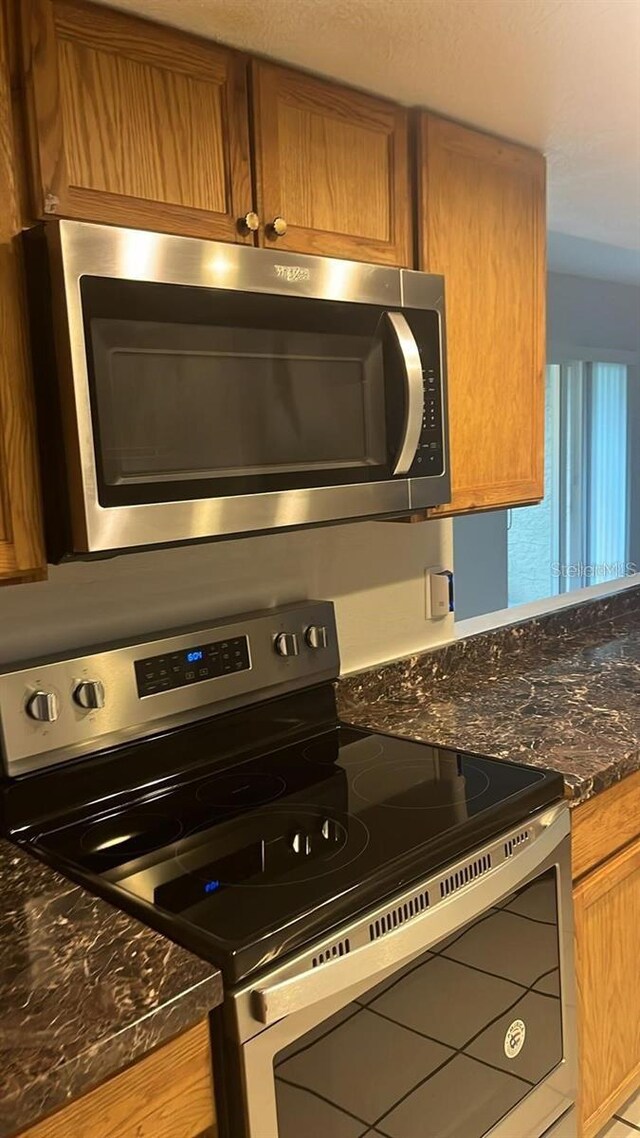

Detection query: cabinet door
xmin=574 ymin=837 xmax=640 ymax=1138
xmin=21 ymin=0 xmax=254 ymax=241
xmin=251 ymin=60 xmax=412 ymax=265
xmin=0 ymin=0 xmax=45 ymax=583
xmin=17 ymin=1021 xmax=216 ymax=1137
xmin=419 ymin=114 xmax=546 ymax=515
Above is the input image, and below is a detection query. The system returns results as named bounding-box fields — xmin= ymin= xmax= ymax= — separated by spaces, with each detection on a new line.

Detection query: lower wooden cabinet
xmin=574 ymin=839 xmax=640 ymax=1137
xmin=16 ymin=1021 xmax=217 ymax=1138
xmin=572 ymin=776 xmax=640 ymax=1138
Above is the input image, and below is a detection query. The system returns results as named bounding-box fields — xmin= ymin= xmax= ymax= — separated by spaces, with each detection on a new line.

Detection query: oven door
xmin=221 ymin=804 xmax=576 ymax=1138
xmin=43 ymin=222 xmax=449 ymax=553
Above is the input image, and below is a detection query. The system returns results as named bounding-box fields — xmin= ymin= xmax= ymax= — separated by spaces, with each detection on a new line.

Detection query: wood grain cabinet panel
xmin=251 ymin=60 xmax=412 ymax=265
xmin=21 ymin=0 xmax=254 ymax=240
xmin=17 ymin=1021 xmax=217 ymax=1138
xmin=418 ymin=113 xmax=546 ymax=515
xmin=572 ymin=769 xmax=640 ymax=881
xmin=574 ymin=837 xmax=640 ymax=1138
xmin=0 ymin=0 xmax=45 ymax=583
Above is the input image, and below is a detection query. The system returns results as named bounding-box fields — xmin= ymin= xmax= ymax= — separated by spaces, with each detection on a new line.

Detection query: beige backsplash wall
xmin=0 ymin=518 xmax=453 ymax=674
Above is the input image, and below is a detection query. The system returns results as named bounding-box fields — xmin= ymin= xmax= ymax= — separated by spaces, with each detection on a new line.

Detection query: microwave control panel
xmin=409 ymin=361 xmax=445 ymax=477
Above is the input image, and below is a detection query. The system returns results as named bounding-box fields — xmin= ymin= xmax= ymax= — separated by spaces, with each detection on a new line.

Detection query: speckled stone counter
xmin=338 ymin=587 xmax=640 ymax=805
xmin=0 ymin=840 xmax=222 ymax=1138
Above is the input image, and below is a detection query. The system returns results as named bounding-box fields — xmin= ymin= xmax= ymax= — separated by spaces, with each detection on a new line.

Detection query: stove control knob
xmin=74 ymin=680 xmax=105 ymax=710
xmin=305 ymin=624 xmax=329 ymax=650
xmin=26 ymin=690 xmax=59 ymax=723
xmin=275 ymin=632 xmax=299 ymax=658
xmin=291 ymin=831 xmax=312 ymax=856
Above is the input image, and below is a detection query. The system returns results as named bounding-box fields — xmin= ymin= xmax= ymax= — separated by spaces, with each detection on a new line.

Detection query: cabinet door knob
xmin=268 ymin=217 xmax=288 ymax=238
xmin=238 ymin=211 xmax=260 ymax=233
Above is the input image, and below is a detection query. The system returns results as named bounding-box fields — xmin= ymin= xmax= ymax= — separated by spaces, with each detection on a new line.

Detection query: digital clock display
xmin=135 ymin=634 xmax=250 ymax=697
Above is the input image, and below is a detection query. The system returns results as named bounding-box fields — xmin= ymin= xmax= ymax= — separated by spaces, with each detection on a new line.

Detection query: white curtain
xmin=508 ymin=360 xmax=629 ymax=603
xmin=587 ymin=362 xmax=629 ymax=583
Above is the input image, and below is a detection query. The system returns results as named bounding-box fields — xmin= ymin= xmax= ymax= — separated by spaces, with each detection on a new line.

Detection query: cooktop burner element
xmin=0 ymin=601 xmax=564 ymax=986
xmin=350 ymin=753 xmax=491 ymax=810
xmin=173 ymin=804 xmax=367 ymax=891
xmin=301 ymin=733 xmax=384 ymax=766
xmin=195 ymin=770 xmax=288 ymax=809
xmin=79 ymin=811 xmax=185 ymax=861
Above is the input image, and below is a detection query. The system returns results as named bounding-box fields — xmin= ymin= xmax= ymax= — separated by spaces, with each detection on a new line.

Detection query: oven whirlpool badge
xmin=274 ymin=265 xmax=311 ymax=282
xmin=504 ymin=1019 xmax=526 ymax=1059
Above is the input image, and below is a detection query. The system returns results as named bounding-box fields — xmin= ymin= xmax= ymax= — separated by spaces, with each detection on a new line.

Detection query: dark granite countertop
xmin=0 ymin=840 xmax=222 ymax=1138
xmin=338 ymin=587 xmax=640 ymax=805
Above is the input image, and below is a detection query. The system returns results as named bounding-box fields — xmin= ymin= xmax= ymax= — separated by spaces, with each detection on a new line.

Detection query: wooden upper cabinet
xmin=21 ymin=0 xmax=254 ymax=240
xmin=0 ymin=0 xmax=45 ymax=583
xmin=251 ymin=60 xmax=412 ymax=265
xmin=0 ymin=240 xmax=44 ymax=584
xmin=419 ymin=114 xmax=546 ymax=515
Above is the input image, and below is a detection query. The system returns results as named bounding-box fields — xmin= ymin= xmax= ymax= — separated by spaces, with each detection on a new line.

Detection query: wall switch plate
xmin=425 ymin=568 xmax=454 ymax=620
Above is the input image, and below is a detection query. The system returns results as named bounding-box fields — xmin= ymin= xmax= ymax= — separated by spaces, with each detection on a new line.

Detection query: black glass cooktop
xmin=20 ymin=688 xmax=563 ymax=984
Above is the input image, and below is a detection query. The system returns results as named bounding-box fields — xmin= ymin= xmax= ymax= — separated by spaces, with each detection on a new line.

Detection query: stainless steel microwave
xmin=25 ymin=221 xmax=450 ymax=557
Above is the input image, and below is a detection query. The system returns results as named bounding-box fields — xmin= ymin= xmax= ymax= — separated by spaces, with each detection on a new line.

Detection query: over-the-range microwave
xmin=25 ymin=221 xmax=450 ymax=558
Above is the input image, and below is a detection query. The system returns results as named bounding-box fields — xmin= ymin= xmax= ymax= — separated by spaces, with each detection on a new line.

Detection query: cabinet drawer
xmin=572 ymin=769 xmax=640 ymax=880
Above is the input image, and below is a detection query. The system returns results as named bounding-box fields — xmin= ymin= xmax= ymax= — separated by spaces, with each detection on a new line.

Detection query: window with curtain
xmin=507 ymin=361 xmax=630 ymax=605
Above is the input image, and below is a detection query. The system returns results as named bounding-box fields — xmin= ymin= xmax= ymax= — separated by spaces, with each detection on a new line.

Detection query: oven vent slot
xmin=368 ymin=889 xmax=430 ymax=942
xmin=312 ymin=938 xmax=351 ymax=968
xmin=504 ymin=829 xmax=531 ymax=859
xmin=440 ymin=853 xmax=492 ymax=898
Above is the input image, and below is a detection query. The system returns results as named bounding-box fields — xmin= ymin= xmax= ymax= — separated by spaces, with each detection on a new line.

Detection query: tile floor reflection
xmin=274 ymin=871 xmax=564 ymax=1138
xmin=598 ymin=1086 xmax=640 ymax=1137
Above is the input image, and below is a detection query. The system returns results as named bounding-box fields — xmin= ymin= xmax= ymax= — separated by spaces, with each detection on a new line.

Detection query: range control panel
xmin=135 ymin=636 xmax=250 ymax=697
xmin=0 ymin=601 xmax=339 ymax=778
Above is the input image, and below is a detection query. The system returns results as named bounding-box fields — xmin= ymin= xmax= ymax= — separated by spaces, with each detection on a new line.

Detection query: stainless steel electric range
xmin=0 ymin=601 xmax=577 ymax=1138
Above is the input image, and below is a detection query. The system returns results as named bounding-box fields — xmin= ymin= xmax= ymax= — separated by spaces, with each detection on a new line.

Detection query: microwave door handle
xmin=252 ymin=805 xmax=569 ymax=1025
xmin=386 ymin=312 xmax=424 ymax=476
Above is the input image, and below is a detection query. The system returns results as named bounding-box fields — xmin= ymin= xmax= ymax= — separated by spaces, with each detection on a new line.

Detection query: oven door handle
xmin=252 ymin=805 xmax=568 ymax=1025
xmin=387 ymin=312 xmax=424 ymax=476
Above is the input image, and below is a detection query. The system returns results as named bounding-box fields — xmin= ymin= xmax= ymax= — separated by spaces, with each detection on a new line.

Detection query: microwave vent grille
xmin=504 ymin=829 xmax=531 ymax=859
xmin=312 ymin=938 xmax=351 ymax=968
xmin=369 ymin=889 xmax=430 ymax=943
xmin=440 ymin=853 xmax=492 ymax=899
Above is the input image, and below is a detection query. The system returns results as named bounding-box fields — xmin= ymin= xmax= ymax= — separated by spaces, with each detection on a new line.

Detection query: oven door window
xmin=273 ymin=868 xmax=563 ymax=1138
xmin=80 ymin=277 xmax=438 ymax=506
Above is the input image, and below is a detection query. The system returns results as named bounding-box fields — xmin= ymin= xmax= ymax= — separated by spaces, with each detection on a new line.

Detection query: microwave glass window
xmin=80 ymin=276 xmax=440 ymax=506
xmin=273 ymin=868 xmax=563 ymax=1138
xmin=91 ymin=320 xmax=386 ymax=485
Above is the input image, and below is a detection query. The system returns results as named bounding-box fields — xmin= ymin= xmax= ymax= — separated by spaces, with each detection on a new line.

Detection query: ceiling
xmin=97 ymin=0 xmax=640 ymax=284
